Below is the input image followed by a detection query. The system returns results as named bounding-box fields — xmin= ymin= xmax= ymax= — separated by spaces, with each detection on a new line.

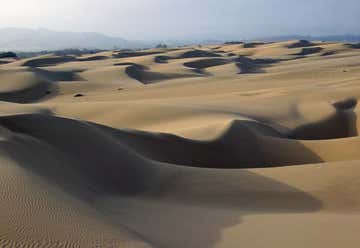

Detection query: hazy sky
xmin=1 ymin=0 xmax=359 ymax=40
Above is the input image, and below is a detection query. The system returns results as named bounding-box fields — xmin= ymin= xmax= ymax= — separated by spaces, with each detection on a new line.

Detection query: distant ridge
xmin=0 ymin=27 xmax=145 ymax=51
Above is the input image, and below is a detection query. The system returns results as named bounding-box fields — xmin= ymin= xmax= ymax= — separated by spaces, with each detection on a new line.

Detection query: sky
xmin=0 ymin=0 xmax=359 ymax=40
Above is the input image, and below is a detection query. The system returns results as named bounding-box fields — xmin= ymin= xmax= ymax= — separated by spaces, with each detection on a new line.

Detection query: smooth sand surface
xmin=1 ymin=40 xmax=360 ymax=247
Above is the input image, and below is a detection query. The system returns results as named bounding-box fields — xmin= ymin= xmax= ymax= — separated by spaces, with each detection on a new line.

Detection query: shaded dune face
xmin=235 ymin=56 xmax=282 ymax=74
xmin=0 ymin=114 xmax=154 ymax=195
xmin=0 ymin=69 xmax=53 ymax=103
xmin=154 ymin=55 xmax=171 ymax=63
xmin=0 ymin=114 xmax=321 ymax=202
xmin=77 ymin=55 xmax=108 ymax=61
xmin=0 ymin=114 xmax=327 ymax=216
xmin=114 ymin=62 xmax=149 ymax=70
xmin=347 ymin=43 xmax=360 ymax=49
xmin=180 ymin=50 xmax=222 ymax=58
xmin=0 ymin=107 xmax=359 ymax=171
xmin=1 ymin=41 xmax=360 ymax=247
xmin=113 ymin=50 xmax=164 ymax=58
xmin=30 ymin=67 xmax=85 ymax=82
xmin=286 ymin=40 xmax=315 ymax=49
xmin=290 ymin=98 xmax=358 ymax=140
xmin=154 ymin=50 xmax=221 ymax=64
xmin=83 ymin=98 xmax=360 ymax=169
xmin=93 ymin=119 xmax=323 ymax=168
xmin=294 ymin=47 xmax=323 ymax=56
xmin=243 ymin=42 xmax=267 ymax=48
xmin=124 ymin=64 xmax=205 ymax=84
xmin=22 ymin=56 xmax=77 ymax=67
xmin=183 ymin=58 xmax=230 ymax=69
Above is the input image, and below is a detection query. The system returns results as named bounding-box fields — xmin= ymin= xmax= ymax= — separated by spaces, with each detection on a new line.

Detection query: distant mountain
xmin=0 ymin=27 xmax=229 ymax=52
xmin=0 ymin=28 xmax=146 ymax=52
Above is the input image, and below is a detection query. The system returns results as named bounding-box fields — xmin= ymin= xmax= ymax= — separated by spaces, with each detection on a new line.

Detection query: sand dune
xmin=0 ymin=68 xmax=52 ymax=103
xmin=1 ymin=40 xmax=360 ymax=247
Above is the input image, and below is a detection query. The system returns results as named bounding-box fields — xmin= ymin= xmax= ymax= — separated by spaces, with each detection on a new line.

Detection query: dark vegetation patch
xmin=0 ymin=52 xmax=17 ymax=59
xmin=17 ymin=49 xmax=104 ymax=58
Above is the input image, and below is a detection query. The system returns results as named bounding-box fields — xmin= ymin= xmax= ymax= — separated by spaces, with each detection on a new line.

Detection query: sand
xmin=0 ymin=40 xmax=360 ymax=247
